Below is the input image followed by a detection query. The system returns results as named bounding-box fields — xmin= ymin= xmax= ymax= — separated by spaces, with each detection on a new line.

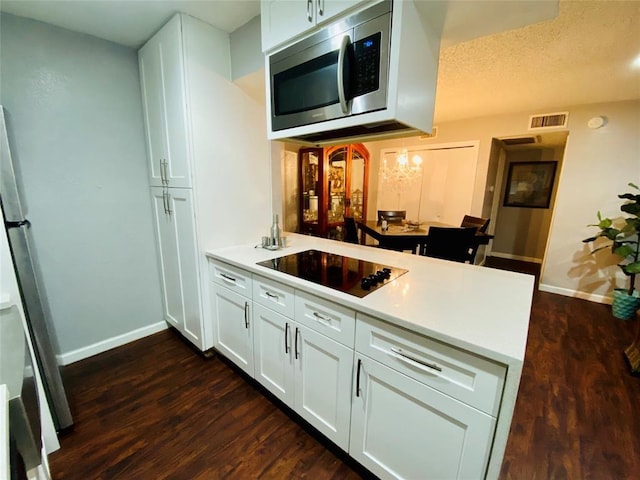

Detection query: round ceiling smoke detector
xmin=588 ymin=116 xmax=607 ymax=129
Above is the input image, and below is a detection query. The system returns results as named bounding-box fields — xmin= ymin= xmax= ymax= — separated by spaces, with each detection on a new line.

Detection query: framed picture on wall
xmin=503 ymin=161 xmax=558 ymax=208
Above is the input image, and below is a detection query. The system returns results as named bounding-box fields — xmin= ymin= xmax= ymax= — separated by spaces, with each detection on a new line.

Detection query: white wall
xmin=229 ymin=15 xmax=263 ymax=81
xmin=0 ymin=14 xmax=163 ymax=357
xmin=541 ymin=101 xmax=640 ymax=302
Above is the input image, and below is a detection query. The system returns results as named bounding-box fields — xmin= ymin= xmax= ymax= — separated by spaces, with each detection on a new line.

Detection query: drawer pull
xmin=312 ymin=311 xmax=331 ymax=323
xmin=265 ymin=291 xmax=279 ymax=301
xmin=220 ymin=273 xmax=237 ymax=284
xmin=285 ymin=322 xmax=290 ymax=354
xmin=390 ymin=347 xmax=442 ymax=373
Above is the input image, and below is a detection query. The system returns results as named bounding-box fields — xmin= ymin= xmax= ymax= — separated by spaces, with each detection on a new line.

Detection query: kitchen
xmin=1 ymin=0 xmax=639 ymax=479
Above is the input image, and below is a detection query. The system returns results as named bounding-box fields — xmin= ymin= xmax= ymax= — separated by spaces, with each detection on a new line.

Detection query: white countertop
xmin=206 ymin=233 xmax=534 ymax=366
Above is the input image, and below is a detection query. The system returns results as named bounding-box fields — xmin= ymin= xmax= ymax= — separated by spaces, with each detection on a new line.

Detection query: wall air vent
xmin=419 ymin=126 xmax=438 ymax=139
xmin=501 ymin=136 xmax=539 ymax=146
xmin=529 ymin=112 xmax=569 ymax=130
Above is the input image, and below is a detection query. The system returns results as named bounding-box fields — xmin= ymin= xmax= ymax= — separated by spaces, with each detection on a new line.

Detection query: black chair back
xmin=461 ymin=215 xmax=490 ymax=233
xmin=422 ymin=226 xmax=478 ymax=263
xmin=377 ymin=210 xmax=406 ymax=225
xmin=343 ymin=216 xmax=359 ymax=244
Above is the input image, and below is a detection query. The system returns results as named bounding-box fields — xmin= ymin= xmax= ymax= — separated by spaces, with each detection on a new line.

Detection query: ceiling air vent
xmin=529 ymin=112 xmax=569 ymax=130
xmin=419 ymin=126 xmax=438 ymax=139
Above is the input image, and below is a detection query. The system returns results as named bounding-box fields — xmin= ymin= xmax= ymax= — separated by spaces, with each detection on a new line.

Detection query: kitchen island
xmin=206 ymin=233 xmax=534 ymax=479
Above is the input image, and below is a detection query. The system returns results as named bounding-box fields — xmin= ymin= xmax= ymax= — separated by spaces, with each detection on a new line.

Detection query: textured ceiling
xmin=435 ymin=0 xmax=640 ymax=123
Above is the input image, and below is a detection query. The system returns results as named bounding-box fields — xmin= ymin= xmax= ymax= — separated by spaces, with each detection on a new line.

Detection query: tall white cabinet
xmin=139 ymin=14 xmax=272 ymax=351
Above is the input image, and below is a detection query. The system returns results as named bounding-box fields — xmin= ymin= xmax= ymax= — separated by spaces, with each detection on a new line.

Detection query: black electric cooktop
xmin=256 ymin=249 xmax=408 ymax=298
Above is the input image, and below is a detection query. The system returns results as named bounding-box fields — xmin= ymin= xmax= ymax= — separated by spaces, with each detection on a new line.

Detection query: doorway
xmin=485 ymin=131 xmax=568 ymax=275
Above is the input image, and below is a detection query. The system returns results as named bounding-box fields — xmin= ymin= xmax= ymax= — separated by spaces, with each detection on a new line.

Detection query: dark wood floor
xmin=49 ymin=278 xmax=640 ymax=478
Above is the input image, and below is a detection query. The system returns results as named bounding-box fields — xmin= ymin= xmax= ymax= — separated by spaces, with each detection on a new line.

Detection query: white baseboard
xmin=58 ymin=321 xmax=168 ymax=366
xmin=490 ymin=252 xmax=542 ymax=264
xmin=538 ymin=283 xmax=613 ymax=305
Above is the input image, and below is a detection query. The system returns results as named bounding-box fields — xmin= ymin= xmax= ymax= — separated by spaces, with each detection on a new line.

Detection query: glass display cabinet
xmin=298 ymin=144 xmax=369 ymax=240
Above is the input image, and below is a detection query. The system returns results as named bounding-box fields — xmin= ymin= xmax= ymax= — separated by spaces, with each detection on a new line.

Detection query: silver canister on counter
xmin=261 ymin=214 xmax=286 ymax=249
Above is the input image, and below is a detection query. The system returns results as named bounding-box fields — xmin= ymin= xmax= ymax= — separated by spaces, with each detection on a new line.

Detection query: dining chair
xmin=377 ymin=210 xmax=406 ymax=225
xmin=460 ymin=215 xmax=491 ymax=263
xmin=421 ymin=226 xmax=478 ymax=263
xmin=343 ymin=216 xmax=360 ymax=244
xmin=460 ymin=215 xmax=490 ymax=233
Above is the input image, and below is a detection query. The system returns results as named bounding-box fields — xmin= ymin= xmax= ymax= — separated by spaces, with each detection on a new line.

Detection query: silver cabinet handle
xmin=318 ymin=0 xmax=324 ymax=17
xmin=220 ymin=273 xmax=237 ymax=284
xmin=244 ymin=301 xmax=249 ymax=329
xmin=162 ymin=189 xmax=168 ymax=215
xmin=337 ymin=35 xmax=350 ymax=114
xmin=162 ymin=188 xmax=172 ymax=216
xmin=294 ymin=327 xmax=300 ymax=359
xmin=312 ymin=311 xmax=331 ymax=323
xmin=164 ymin=188 xmax=172 ymax=216
xmin=306 ymin=0 xmax=313 ymax=22
xmin=160 ymin=159 xmax=168 ymax=185
xmin=390 ymin=347 xmax=442 ymax=373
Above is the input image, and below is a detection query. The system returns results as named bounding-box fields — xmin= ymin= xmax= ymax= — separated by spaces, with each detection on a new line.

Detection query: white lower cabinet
xmin=293 ymin=323 xmax=353 ymax=451
xmin=253 ymin=304 xmax=295 ymax=404
xmin=210 ymin=262 xmax=505 ymax=478
xmin=252 ymin=303 xmax=353 ymax=451
xmin=151 ymin=186 xmax=202 ymax=347
xmin=211 ymin=283 xmax=254 ymax=376
xmin=349 ymin=353 xmax=496 ymax=479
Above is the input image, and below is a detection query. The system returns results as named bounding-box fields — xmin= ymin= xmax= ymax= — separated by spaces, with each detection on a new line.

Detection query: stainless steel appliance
xmin=269 ymin=1 xmax=392 ymax=138
xmin=257 ymin=249 xmax=407 ymax=298
xmin=0 ymin=106 xmax=73 ymax=432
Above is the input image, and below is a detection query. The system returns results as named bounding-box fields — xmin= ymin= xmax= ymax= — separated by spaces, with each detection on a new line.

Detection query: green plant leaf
xmin=621 ymin=202 xmax=640 ymax=216
xmin=598 ymin=217 xmax=613 ymax=228
xmin=614 ymin=244 xmax=634 ymax=258
xmin=603 ymin=228 xmax=621 ymax=240
xmin=624 ymin=262 xmax=640 ymax=274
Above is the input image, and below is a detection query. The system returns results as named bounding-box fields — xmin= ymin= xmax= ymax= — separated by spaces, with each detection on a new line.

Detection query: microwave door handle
xmin=337 ymin=35 xmax=350 ymax=114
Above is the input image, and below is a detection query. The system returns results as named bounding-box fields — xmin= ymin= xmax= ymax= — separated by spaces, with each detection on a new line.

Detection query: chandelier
xmin=381 ymin=149 xmax=423 ymax=195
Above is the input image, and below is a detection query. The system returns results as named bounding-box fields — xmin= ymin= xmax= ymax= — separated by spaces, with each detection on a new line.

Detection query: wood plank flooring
xmin=49 ymin=289 xmax=640 ymax=479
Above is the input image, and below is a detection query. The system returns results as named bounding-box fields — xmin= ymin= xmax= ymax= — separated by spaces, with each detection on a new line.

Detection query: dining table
xmin=355 ymin=219 xmax=494 ymax=256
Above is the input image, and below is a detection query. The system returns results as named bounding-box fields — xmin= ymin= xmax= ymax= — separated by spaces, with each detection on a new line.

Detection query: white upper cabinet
xmin=139 ymin=15 xmax=191 ymax=188
xmin=261 ymin=0 xmax=366 ymax=52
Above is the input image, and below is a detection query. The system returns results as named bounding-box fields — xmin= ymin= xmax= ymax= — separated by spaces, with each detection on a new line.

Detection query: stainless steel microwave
xmin=269 ymin=1 xmax=392 ymax=136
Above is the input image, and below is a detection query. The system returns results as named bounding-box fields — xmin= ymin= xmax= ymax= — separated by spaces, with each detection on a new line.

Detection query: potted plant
xmin=583 ymin=182 xmax=640 ymax=319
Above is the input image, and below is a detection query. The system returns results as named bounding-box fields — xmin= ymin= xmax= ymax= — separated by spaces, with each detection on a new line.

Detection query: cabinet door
xmin=211 ymin=284 xmax=254 ymax=377
xmin=139 ymin=15 xmax=191 ymax=188
xmin=261 ymin=0 xmax=315 ymax=52
xmin=293 ymin=324 xmax=353 ymax=451
xmin=350 ymin=354 xmax=496 ymax=480
xmin=150 ymin=187 xmax=201 ymax=347
xmin=139 ymin=36 xmax=166 ymax=186
xmin=253 ymin=304 xmax=295 ymax=405
xmin=317 ymin=1 xmax=363 ymax=25
xmin=261 ymin=0 xmax=366 ymax=51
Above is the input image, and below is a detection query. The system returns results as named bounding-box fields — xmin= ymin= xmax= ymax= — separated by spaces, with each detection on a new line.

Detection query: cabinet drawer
xmin=253 ymin=275 xmax=295 ymax=319
xmin=355 ymin=314 xmax=506 ymax=417
xmin=209 ymin=261 xmax=252 ymax=298
xmin=294 ymin=291 xmax=355 ymax=347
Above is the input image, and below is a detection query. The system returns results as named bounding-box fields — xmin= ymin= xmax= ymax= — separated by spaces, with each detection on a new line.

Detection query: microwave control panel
xmin=352 ymin=33 xmax=382 ymax=97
